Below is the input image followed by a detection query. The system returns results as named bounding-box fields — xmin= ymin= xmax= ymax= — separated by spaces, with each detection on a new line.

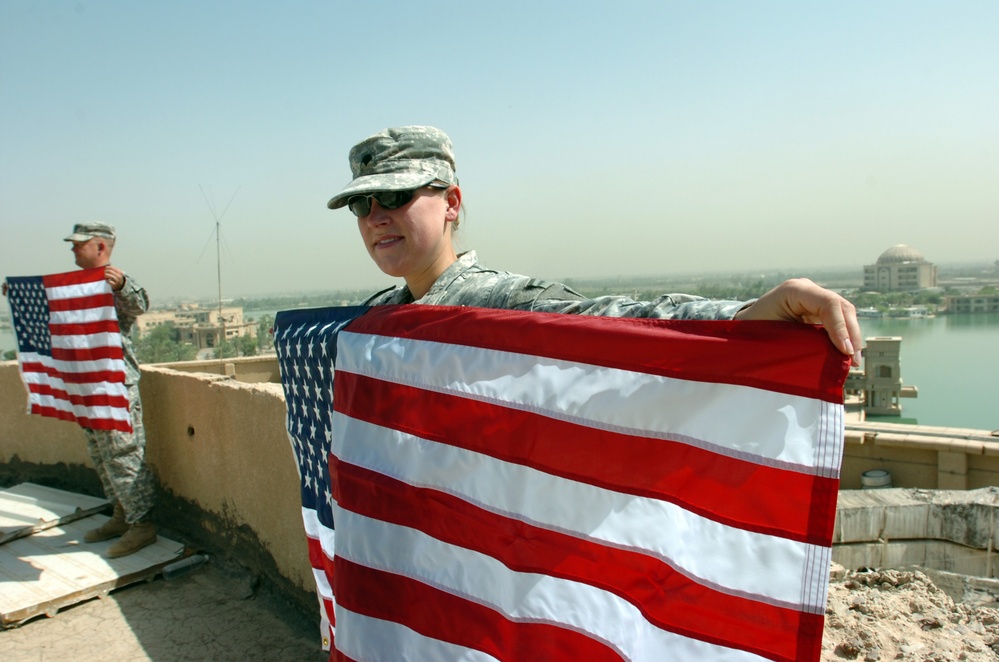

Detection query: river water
xmin=858 ymin=312 xmax=999 ymax=431
xmin=3 ymin=310 xmax=996 ymax=431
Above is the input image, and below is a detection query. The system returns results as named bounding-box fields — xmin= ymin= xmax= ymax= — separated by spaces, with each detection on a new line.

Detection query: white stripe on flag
xmin=49 ymin=307 xmax=118 ymax=325
xmin=51 ymin=332 xmax=124 ymax=349
xmin=50 ymin=357 xmax=128 ymax=374
xmin=336 ymin=331 xmax=838 ymax=472
xmin=45 ymin=279 xmax=108 ymax=300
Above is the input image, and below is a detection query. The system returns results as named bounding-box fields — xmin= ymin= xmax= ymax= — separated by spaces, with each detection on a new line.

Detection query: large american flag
xmin=275 ymin=304 xmax=849 ymax=661
xmin=5 ymin=267 xmax=131 ymax=432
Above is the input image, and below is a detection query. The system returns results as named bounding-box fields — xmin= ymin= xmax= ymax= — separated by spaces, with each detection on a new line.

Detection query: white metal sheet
xmin=0 ymin=513 xmax=184 ymax=627
xmin=0 ymin=483 xmax=110 ymax=544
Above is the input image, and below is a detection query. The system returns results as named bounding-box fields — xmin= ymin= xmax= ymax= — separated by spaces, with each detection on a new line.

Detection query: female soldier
xmin=327 ymin=125 xmax=860 ymax=364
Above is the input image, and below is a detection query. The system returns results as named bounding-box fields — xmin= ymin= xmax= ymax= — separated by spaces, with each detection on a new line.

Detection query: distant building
xmin=863 ymin=244 xmax=937 ymax=292
xmin=887 ymin=305 xmax=933 ymax=318
xmin=944 ymin=293 xmax=999 ymax=314
xmin=843 ymin=336 xmax=918 ymax=417
xmin=135 ymin=305 xmax=257 ymax=350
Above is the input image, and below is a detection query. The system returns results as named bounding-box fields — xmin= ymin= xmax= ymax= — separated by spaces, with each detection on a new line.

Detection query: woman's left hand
xmin=734 ymin=278 xmax=862 ymax=366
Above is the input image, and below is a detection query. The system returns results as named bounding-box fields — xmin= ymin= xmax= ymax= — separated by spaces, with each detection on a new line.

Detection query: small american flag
xmin=6 ymin=267 xmax=131 ymax=432
xmin=276 ymin=304 xmax=849 ymax=661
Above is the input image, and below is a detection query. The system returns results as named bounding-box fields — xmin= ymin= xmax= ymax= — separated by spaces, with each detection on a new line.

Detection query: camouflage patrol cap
xmin=327 ymin=125 xmax=458 ymax=210
xmin=64 ymin=222 xmax=116 ymax=242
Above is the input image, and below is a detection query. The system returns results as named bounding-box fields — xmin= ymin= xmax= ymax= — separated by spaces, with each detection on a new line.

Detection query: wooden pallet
xmin=0 ymin=485 xmax=184 ymax=628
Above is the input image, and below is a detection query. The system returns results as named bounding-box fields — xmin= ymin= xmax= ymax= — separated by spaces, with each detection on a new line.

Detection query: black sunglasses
xmin=347 ymin=185 xmax=446 ymax=218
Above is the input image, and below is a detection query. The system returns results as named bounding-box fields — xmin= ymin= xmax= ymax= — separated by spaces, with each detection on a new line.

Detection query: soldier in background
xmin=64 ymin=222 xmax=157 ymax=558
xmin=327 ymin=125 xmax=862 ymax=362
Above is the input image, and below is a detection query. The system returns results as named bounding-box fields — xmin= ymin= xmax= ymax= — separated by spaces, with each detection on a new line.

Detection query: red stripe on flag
xmin=74 ymin=416 xmax=132 ymax=432
xmin=330 ymin=648 xmax=357 ymax=662
xmin=29 ymin=405 xmax=77 ymax=424
xmin=334 ymin=372 xmax=838 ymax=544
xmin=334 ymin=557 xmax=624 ymax=661
xmin=60 ymin=370 xmax=126 ymax=384
xmin=323 ymin=597 xmax=336 ymax=630
xmin=51 ymin=346 xmax=125 ymax=362
xmin=47 ymin=293 xmax=115 ymax=312
xmin=42 ymin=268 xmax=107 ymax=288
xmin=307 ymin=534 xmax=325 ymax=572
xmin=50 ymin=320 xmax=122 ymax=336
xmin=345 ymin=305 xmax=850 ymax=403
xmin=333 ymin=457 xmax=818 ymax=661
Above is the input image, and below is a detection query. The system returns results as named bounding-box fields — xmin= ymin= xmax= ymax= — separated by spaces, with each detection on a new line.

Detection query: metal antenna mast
xmin=199 ymin=185 xmax=240 ymax=360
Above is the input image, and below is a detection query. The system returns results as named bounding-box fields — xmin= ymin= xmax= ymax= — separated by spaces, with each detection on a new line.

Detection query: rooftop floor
xmin=0 ymin=557 xmax=328 ymax=662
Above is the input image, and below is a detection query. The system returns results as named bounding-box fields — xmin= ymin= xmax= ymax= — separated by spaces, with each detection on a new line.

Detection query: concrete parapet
xmin=147 ymin=354 xmax=280 ymax=383
xmin=834 ymin=489 xmax=932 ymax=543
xmin=841 ymin=421 xmax=999 ymax=490
xmin=834 ymin=487 xmax=999 ymax=578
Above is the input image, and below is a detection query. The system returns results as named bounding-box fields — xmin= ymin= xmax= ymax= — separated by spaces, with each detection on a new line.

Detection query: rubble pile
xmin=822 ymin=567 xmax=999 ymax=661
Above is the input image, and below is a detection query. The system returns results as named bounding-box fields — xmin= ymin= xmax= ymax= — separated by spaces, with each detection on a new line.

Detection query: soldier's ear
xmin=444 ymin=186 xmax=462 ymax=222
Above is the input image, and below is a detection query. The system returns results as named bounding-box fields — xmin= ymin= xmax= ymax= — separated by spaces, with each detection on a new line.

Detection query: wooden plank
xmin=0 ymin=515 xmax=185 ymax=628
xmin=0 ymin=483 xmax=110 ymax=544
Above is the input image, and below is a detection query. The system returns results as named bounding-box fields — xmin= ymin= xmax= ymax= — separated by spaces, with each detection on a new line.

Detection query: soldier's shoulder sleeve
xmin=363 ymin=286 xmax=402 ymax=305
xmin=498 ymin=277 xmax=586 ymax=310
xmin=115 ymin=273 xmax=150 ymax=318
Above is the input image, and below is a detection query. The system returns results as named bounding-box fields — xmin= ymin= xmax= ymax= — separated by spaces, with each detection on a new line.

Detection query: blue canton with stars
xmin=6 ymin=276 xmax=53 ymax=356
xmin=274 ymin=306 xmax=370 ymax=530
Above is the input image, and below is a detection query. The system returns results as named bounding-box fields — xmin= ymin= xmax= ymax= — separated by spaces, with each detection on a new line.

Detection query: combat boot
xmin=107 ymin=520 xmax=158 ymax=559
xmin=83 ymin=502 xmax=128 ymax=543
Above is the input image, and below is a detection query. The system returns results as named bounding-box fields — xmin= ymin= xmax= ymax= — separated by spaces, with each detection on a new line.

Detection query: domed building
xmin=863 ymin=244 xmax=937 ymax=292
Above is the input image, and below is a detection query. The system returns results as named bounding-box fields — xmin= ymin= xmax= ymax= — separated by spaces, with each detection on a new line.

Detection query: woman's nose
xmin=366 ymin=200 xmax=391 ymax=223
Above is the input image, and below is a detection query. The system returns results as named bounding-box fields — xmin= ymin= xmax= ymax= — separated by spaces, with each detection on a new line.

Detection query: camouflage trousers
xmin=84 ymin=383 xmax=155 ymax=524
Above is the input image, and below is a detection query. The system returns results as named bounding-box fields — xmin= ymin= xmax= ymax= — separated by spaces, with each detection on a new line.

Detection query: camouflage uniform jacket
xmin=113 ymin=272 xmax=149 ymax=386
xmin=364 ymin=251 xmax=749 ymax=320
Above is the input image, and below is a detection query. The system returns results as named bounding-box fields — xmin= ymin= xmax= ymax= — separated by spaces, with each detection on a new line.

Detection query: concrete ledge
xmin=147 ymin=355 xmax=279 ymax=383
xmin=834 ymin=487 xmax=999 ymax=577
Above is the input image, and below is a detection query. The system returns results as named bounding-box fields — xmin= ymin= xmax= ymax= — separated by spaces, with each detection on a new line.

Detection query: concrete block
xmin=928 ymin=502 xmax=995 ymax=550
xmin=834 ymin=490 xmax=930 ymax=543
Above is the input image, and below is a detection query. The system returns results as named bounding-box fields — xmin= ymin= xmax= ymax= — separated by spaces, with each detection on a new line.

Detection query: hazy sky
xmin=2 ymin=1 xmax=997 ymax=302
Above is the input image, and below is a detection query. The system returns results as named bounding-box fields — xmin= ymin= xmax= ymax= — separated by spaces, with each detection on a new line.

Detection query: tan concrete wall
xmin=967 ymin=455 xmax=999 ymax=490
xmin=138 ymin=365 xmax=312 ymax=593
xmin=0 ymin=359 xmax=313 ymax=599
xmin=0 ymin=361 xmax=91 ymax=467
xmin=841 ymin=443 xmax=940 ymax=489
xmin=841 ymin=426 xmax=999 ymax=490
